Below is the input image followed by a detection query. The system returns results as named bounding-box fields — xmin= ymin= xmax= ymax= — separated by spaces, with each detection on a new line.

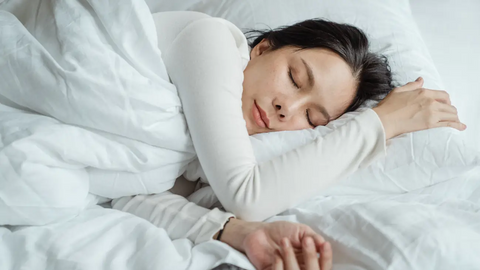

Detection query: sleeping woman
xmin=111 ymin=11 xmax=465 ymax=270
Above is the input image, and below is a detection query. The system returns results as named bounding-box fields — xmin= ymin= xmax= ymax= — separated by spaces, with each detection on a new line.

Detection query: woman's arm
xmin=112 ymin=192 xmax=332 ymax=270
xmin=111 ymin=192 xmax=234 ymax=244
xmin=163 ymin=18 xmax=386 ymax=222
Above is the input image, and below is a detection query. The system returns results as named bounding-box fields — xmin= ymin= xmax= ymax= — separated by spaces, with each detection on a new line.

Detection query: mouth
xmin=252 ymin=101 xmax=270 ymax=129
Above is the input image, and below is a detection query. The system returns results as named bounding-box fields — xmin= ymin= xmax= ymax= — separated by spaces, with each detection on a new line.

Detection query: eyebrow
xmin=301 ymin=58 xmax=330 ymax=121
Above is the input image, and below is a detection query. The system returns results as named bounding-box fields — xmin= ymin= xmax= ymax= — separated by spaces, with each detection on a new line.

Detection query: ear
xmin=250 ymin=38 xmax=271 ymax=59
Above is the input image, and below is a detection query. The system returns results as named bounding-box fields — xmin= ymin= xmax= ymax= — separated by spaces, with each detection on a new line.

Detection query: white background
xmin=410 ymin=0 xmax=480 ymax=151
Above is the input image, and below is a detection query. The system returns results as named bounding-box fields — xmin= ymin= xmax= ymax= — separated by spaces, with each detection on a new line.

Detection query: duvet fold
xmin=0 ymin=0 xmax=195 ymax=225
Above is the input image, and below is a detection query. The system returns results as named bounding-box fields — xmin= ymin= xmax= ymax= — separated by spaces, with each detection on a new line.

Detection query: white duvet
xmin=1 ymin=0 xmax=480 ymax=270
xmin=0 ymin=0 xmax=197 ymax=226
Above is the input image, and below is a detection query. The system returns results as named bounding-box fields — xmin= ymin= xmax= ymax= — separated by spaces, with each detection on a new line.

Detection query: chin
xmin=247 ymin=126 xmax=255 ymax=136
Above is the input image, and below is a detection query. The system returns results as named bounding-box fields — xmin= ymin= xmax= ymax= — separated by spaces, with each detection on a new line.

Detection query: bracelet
xmin=216 ymin=217 xmax=232 ymax=241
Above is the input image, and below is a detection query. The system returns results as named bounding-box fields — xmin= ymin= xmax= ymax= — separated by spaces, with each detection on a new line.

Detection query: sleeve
xmin=111 ymin=192 xmax=234 ymax=245
xmin=163 ymin=18 xmax=387 ymax=222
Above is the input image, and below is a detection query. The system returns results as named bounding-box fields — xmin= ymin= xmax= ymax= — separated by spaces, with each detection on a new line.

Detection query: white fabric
xmin=185 ymin=0 xmax=444 ymax=90
xmin=0 ymin=0 xmax=201 ymax=226
xmin=111 ymin=192 xmax=233 ymax=245
xmin=410 ymin=0 xmax=480 ymax=152
xmin=1 ymin=196 xmax=254 ymax=270
xmin=2 ymin=168 xmax=480 ymax=270
xmin=0 ymin=0 xmax=235 ymax=250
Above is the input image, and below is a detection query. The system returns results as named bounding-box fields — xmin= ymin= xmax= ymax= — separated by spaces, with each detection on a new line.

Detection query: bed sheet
xmin=409 ymin=0 xmax=480 ymax=152
xmin=2 ymin=167 xmax=480 ymax=270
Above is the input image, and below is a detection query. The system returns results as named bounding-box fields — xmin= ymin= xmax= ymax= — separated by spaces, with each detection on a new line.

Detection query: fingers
xmin=427 ymin=89 xmax=451 ymax=105
xmin=303 ymin=227 xmax=326 ymax=248
xmin=302 ymin=228 xmax=331 ymax=270
xmin=432 ymin=105 xmax=466 ymax=130
xmin=436 ymin=103 xmax=458 ymax=114
xmin=436 ymin=121 xmax=467 ymax=131
xmin=436 ymin=112 xmax=461 ymax=123
xmin=311 ymin=234 xmax=326 ymax=250
xmin=276 ymin=236 xmax=333 ymax=270
xmin=273 ymin=251 xmax=284 ymax=270
xmin=319 ymin=242 xmax=333 ymax=270
xmin=294 ymin=248 xmax=305 ymax=266
xmin=281 ymin=238 xmax=300 ymax=270
xmin=302 ymin=237 xmax=320 ymax=270
xmin=394 ymin=77 xmax=424 ymax=92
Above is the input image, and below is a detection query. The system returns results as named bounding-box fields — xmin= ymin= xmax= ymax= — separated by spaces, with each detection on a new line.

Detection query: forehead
xmin=290 ymin=47 xmax=357 ymax=118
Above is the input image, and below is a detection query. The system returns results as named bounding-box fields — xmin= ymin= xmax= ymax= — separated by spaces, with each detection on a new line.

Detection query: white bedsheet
xmin=2 ymin=168 xmax=480 ymax=270
xmin=1 ymin=0 xmax=480 ymax=269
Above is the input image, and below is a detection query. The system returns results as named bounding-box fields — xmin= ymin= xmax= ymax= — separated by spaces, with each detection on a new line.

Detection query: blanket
xmin=0 ymin=0 xmax=196 ymax=226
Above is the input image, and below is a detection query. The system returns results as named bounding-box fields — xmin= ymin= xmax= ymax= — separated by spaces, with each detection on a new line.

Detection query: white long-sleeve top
xmin=113 ymin=11 xmax=387 ymax=243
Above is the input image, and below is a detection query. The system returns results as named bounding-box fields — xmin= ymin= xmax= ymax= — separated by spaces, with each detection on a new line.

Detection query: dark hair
xmin=246 ymin=19 xmax=393 ymax=112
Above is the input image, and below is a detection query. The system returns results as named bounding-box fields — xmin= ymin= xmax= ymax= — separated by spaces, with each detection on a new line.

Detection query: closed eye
xmin=288 ymin=69 xmax=299 ymax=89
xmin=306 ymin=109 xmax=315 ymax=127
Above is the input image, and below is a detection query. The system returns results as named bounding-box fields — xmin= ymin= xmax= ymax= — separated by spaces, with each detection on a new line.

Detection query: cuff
xmin=354 ymin=109 xmax=387 ymax=168
xmin=194 ymin=208 xmax=235 ymax=245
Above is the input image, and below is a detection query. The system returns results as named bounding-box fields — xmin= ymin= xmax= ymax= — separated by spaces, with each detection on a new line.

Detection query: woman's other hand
xmin=218 ymin=219 xmax=330 ymax=270
xmin=373 ymin=77 xmax=466 ymax=139
xmin=272 ymin=238 xmax=332 ymax=270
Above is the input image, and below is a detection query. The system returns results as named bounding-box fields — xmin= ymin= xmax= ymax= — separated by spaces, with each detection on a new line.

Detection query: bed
xmin=1 ymin=0 xmax=479 ymax=269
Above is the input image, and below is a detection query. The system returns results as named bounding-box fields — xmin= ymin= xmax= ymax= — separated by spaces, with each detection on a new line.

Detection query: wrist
xmin=218 ymin=218 xmax=262 ymax=252
xmin=372 ymin=107 xmax=397 ymax=140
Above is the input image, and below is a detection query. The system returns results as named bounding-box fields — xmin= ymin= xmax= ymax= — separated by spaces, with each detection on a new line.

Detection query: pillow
xmin=252 ymin=112 xmax=480 ymax=196
xmin=187 ymin=0 xmax=444 ymax=89
xmin=180 ymin=0 xmax=480 ymax=195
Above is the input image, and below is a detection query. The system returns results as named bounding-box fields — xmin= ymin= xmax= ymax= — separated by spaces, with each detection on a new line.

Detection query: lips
xmin=252 ymin=101 xmax=270 ymax=129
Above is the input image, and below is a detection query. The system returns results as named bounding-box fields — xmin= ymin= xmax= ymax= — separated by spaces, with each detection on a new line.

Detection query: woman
xmin=113 ymin=11 xmax=464 ymax=270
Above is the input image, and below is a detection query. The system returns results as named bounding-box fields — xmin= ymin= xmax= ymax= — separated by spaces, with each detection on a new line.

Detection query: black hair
xmin=246 ymin=19 xmax=393 ymax=112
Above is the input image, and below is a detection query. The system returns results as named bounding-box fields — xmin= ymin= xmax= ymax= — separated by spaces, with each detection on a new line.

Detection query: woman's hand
xmin=218 ymin=218 xmax=331 ymax=270
xmin=373 ymin=77 xmax=466 ymax=139
xmin=272 ymin=238 xmax=332 ymax=270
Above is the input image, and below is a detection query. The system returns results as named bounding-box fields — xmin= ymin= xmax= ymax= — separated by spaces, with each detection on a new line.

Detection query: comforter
xmin=0 ymin=0 xmax=196 ymax=226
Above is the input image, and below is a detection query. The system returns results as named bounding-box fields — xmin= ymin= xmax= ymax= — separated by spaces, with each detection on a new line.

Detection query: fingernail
xmin=282 ymin=238 xmax=289 ymax=248
xmin=463 ymin=124 xmax=467 ymax=129
xmin=416 ymin=77 xmax=422 ymax=82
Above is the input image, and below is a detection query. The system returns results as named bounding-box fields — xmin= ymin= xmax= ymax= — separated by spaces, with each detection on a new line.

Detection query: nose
xmin=274 ymin=96 xmax=305 ymax=122
xmin=275 ymin=104 xmax=287 ymax=120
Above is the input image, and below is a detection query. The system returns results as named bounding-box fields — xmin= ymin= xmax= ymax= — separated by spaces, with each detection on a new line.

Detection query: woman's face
xmin=242 ymin=39 xmax=357 ymax=135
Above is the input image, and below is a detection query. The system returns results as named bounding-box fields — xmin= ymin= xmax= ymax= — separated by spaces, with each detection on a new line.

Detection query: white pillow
xmin=187 ymin=0 xmax=443 ymax=89
xmin=252 ymin=112 xmax=480 ymax=196
xmin=180 ymin=0 xmax=480 ymax=194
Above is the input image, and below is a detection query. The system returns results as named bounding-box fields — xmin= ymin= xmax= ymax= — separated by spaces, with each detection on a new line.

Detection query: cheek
xmin=243 ymin=57 xmax=290 ymax=102
xmin=282 ymin=115 xmax=310 ymax=131
xmin=261 ymin=68 xmax=289 ymax=98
